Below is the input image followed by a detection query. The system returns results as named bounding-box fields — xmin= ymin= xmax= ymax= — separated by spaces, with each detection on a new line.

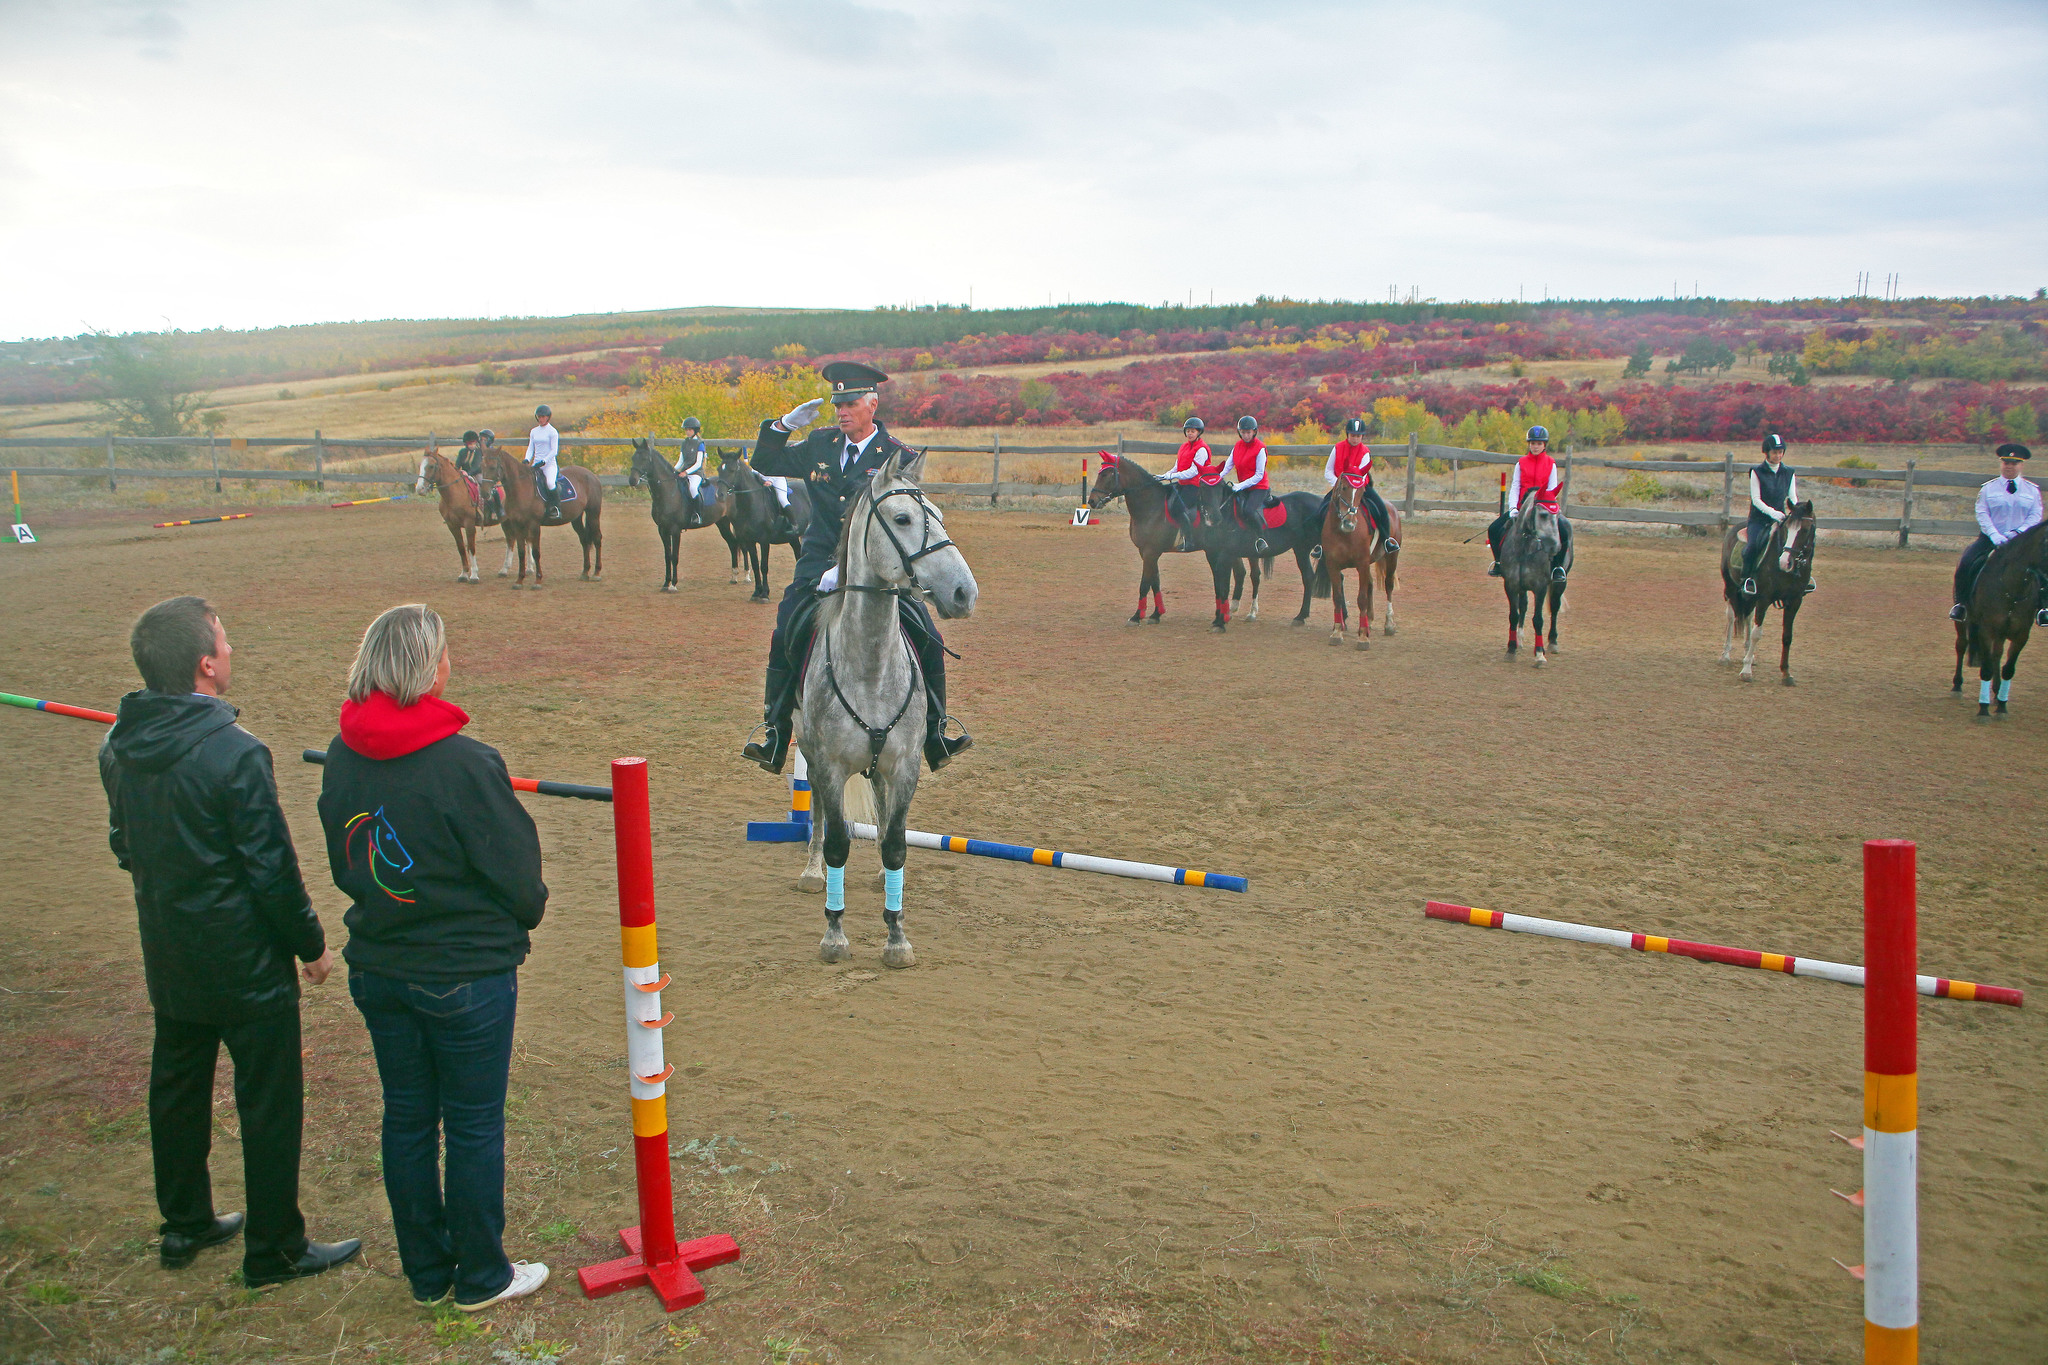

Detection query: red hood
xmin=338 ymin=691 xmax=470 ymax=760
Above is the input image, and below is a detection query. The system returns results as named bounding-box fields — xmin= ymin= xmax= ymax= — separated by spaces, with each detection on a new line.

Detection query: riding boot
xmin=742 ymin=659 xmax=798 ymax=773
xmin=914 ymin=632 xmax=971 ymax=773
xmin=1949 ymin=604 xmax=1967 ymax=621
xmin=1487 ymin=561 xmax=1503 ymax=578
xmin=542 ymin=487 xmax=563 ymax=523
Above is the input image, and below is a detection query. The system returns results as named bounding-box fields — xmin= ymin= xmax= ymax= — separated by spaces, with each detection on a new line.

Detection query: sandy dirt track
xmin=0 ymin=495 xmax=2042 ymax=1364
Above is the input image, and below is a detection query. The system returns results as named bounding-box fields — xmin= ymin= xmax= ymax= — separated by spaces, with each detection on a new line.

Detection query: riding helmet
xmin=1237 ymin=415 xmax=1259 ymax=434
xmin=1344 ymin=417 xmax=1368 ymax=436
xmin=462 ymin=429 xmax=479 ymax=443
xmin=1762 ymin=433 xmax=1785 ymax=454
xmin=683 ymin=417 xmax=702 ymax=431
xmin=479 ymin=429 xmax=495 ymax=443
xmin=1182 ymin=416 xmax=1205 ymax=433
xmin=534 ymin=404 xmax=552 ymax=418
xmin=1525 ymin=425 xmax=1549 ymax=443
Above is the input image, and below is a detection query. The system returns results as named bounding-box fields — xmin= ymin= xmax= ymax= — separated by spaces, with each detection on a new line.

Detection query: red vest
xmin=1174 ymin=439 xmax=1222 ymax=486
xmin=1516 ymin=451 xmax=1559 ymax=512
xmin=1230 ymin=439 xmax=1269 ymax=490
xmin=1332 ymin=441 xmax=1372 ymax=487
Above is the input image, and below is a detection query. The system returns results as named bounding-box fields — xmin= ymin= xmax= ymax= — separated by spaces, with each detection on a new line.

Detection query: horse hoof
xmin=507 ymin=582 xmax=522 ymax=591
xmin=1782 ymin=674 xmax=1797 ymax=687
xmin=819 ymin=940 xmax=853 ymax=964
xmin=1949 ymin=682 xmax=1962 ymax=694
xmin=1356 ymin=639 xmax=1370 ymax=652
xmin=1329 ymin=634 xmax=1344 ymax=647
xmin=1533 ymin=653 xmax=1546 ymax=668
xmin=1383 ymin=623 xmax=1397 ymax=637
xmin=1146 ymin=615 xmax=1162 ymax=624
xmin=882 ymin=944 xmax=916 ymax=970
xmin=1291 ymin=618 xmax=1306 ymax=628
xmin=796 ymin=872 xmax=826 ymax=894
xmin=662 ymin=585 xmax=678 ymax=593
xmin=1128 ymin=613 xmax=1144 ymax=625
xmin=496 ymin=572 xmax=509 ymax=579
xmin=1976 ymin=705 xmax=1991 ymax=718
xmin=1210 ymin=625 xmax=1226 ymax=634
xmin=1740 ymin=671 xmax=1754 ymax=683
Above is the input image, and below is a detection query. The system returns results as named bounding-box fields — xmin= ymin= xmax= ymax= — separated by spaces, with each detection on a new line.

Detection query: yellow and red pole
xmin=577 ymin=758 xmax=738 ymax=1311
xmin=1862 ymin=840 xmax=1917 ymax=1362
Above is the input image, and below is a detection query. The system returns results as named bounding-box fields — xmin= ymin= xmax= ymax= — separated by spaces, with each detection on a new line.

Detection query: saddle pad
xmin=1261 ymin=503 xmax=1288 ymax=530
xmin=461 ymin=473 xmax=482 ymax=503
xmin=533 ymin=470 xmax=578 ymax=502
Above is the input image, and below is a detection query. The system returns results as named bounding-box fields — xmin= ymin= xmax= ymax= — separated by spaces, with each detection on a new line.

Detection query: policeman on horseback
xmin=1740 ymin=434 xmax=1814 ymax=598
xmin=1322 ymin=417 xmax=1397 ymax=552
xmin=1486 ymin=426 xmax=1571 ymax=581
xmin=1154 ymin=416 xmax=1218 ymax=551
xmin=741 ymin=361 xmax=971 ymax=776
xmin=526 ymin=405 xmax=567 ymax=522
xmin=1951 ymin=442 xmax=2044 ymax=623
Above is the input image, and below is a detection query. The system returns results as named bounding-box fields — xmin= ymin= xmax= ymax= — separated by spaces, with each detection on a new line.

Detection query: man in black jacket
xmin=100 ymin=596 xmax=361 ymax=1286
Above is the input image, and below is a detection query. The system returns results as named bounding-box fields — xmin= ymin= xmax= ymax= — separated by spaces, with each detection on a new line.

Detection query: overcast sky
xmin=2 ymin=0 xmax=2042 ymax=340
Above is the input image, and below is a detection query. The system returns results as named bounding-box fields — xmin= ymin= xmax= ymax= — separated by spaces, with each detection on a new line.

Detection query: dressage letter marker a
xmin=1422 ymin=901 xmax=2020 ymax=1006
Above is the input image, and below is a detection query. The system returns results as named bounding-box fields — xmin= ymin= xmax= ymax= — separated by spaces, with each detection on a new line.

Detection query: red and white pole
xmin=577 ymin=758 xmax=739 ymax=1312
xmin=1863 ymin=839 xmax=1917 ymax=1363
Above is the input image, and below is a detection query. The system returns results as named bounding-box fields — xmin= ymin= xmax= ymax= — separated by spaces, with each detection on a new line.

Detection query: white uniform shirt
xmin=839 ymin=427 xmax=878 ymax=470
xmin=1977 ymin=474 xmax=2044 ymax=544
xmin=526 ymin=423 xmax=560 ymax=481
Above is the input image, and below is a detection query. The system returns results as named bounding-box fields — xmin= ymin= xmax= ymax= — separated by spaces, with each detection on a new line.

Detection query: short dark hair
xmin=130 ymin=596 xmax=219 ymax=693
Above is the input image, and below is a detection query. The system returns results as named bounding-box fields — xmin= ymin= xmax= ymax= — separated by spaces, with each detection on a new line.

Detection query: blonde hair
xmin=347 ymin=604 xmax=446 ymax=706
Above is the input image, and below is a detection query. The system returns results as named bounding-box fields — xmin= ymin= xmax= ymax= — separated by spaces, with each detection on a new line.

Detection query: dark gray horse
xmin=719 ymin=455 xmax=813 ymax=601
xmin=626 ymin=438 xmax=732 ymax=593
xmin=1500 ymin=491 xmax=1570 ymax=665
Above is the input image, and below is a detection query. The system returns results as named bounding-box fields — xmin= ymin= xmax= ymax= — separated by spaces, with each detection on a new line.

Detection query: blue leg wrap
xmin=1980 ymin=679 xmax=1994 ymax=704
xmin=884 ymin=867 xmax=904 ymax=914
xmin=1998 ymin=679 xmax=2012 ymax=702
xmin=825 ymin=865 xmax=844 ymax=912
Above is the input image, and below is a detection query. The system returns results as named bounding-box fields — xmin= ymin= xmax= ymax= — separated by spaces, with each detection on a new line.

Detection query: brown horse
xmin=415 ymin=446 xmax=483 ymax=583
xmin=1085 ymin=452 xmax=1266 ymax=624
xmin=1952 ymin=519 xmax=2048 ymax=716
xmin=487 ymin=447 xmax=604 ymax=588
xmin=1719 ymin=500 xmax=1814 ymax=683
xmin=1309 ymin=480 xmax=1401 ymax=649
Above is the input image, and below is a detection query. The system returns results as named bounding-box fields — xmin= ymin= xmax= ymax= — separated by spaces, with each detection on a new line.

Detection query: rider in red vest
xmin=1322 ymin=417 xmax=1397 ymax=551
xmin=1154 ymin=416 xmax=1219 ymax=550
xmin=1486 ymin=426 xmax=1572 ymax=582
xmin=1228 ymin=415 xmax=1275 ymax=530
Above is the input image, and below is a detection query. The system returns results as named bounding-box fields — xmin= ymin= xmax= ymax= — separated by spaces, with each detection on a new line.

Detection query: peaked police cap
xmin=821 ymin=361 xmax=889 ymax=401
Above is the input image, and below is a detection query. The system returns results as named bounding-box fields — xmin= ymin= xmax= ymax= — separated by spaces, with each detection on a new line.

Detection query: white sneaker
xmin=456 ymin=1261 xmax=549 ymax=1312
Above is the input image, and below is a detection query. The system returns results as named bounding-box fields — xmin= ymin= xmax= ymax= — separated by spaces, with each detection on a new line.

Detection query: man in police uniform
xmin=1952 ymin=442 xmax=2044 ymax=621
xmin=740 ymin=361 xmax=970 ymax=775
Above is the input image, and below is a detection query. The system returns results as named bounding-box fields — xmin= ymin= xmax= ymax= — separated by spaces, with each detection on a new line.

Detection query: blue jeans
xmin=348 ymin=969 xmax=517 ymax=1304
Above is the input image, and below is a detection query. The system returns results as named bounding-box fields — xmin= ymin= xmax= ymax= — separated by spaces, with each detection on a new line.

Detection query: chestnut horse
xmin=1085 ymin=452 xmax=1268 ymax=624
xmin=1310 ymin=480 xmax=1401 ymax=649
xmin=486 ymin=446 xmax=604 ymax=588
xmin=1951 ymin=518 xmax=2048 ymax=716
xmin=415 ymin=446 xmax=484 ymax=583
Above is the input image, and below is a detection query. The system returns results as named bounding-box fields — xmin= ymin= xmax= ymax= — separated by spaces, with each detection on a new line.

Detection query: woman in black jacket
xmin=317 ymin=604 xmax=550 ymax=1313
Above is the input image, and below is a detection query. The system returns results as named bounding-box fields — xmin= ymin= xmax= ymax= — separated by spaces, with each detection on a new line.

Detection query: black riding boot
xmin=542 ymin=486 xmax=564 ymax=522
xmin=914 ymin=630 xmax=971 ymax=773
xmin=742 ymin=659 xmax=798 ymax=773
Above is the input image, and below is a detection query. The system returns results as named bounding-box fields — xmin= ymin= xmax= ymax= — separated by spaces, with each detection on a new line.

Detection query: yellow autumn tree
xmin=585 ymin=362 xmax=830 ymax=472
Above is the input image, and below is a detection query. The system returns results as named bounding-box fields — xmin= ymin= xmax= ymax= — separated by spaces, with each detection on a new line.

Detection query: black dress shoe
xmin=924 ymin=726 xmax=973 ymax=773
xmin=742 ymin=723 xmax=789 ymax=774
xmin=244 ymin=1238 xmax=362 ymax=1288
xmin=160 ymin=1212 xmax=244 ymax=1269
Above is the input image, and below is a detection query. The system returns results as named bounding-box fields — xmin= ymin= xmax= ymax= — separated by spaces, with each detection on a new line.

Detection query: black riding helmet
xmin=1344 ymin=417 xmax=1367 ymax=436
xmin=683 ymin=417 xmax=702 ymax=432
xmin=1761 ymin=433 xmax=1785 ymax=454
xmin=1182 ymin=416 xmax=1205 ymax=433
xmin=479 ymin=428 xmax=495 ymax=444
xmin=1237 ymin=415 xmax=1259 ymax=434
xmin=461 ymin=429 xmax=479 ymax=443
xmin=534 ymin=404 xmax=552 ymax=418
xmin=1526 ymin=425 xmax=1549 ymax=443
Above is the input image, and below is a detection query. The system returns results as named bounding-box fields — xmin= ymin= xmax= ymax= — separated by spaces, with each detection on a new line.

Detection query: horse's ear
xmin=899 ymin=446 xmax=928 ymax=482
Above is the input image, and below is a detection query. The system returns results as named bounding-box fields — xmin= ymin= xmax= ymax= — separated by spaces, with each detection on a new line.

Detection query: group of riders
xmin=1157 ymin=414 xmax=1402 ymax=557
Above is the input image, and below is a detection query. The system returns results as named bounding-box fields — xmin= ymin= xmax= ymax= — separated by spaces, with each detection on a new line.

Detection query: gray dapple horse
xmin=1501 ymin=490 xmax=1570 ymax=665
xmin=795 ymin=448 xmax=978 ymax=968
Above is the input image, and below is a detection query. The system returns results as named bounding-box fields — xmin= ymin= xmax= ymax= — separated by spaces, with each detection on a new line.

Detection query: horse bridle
xmin=850 ymin=481 xmax=955 ymax=598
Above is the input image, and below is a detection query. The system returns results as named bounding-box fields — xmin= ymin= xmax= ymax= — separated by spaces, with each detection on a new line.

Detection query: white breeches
xmin=529 ymin=453 xmax=558 ymax=485
xmin=684 ymin=473 xmax=702 ymax=496
xmin=763 ymin=475 xmax=791 ymax=508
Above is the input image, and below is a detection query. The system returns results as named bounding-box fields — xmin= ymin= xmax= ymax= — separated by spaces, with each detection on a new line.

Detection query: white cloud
xmin=0 ymin=0 xmax=2041 ymax=338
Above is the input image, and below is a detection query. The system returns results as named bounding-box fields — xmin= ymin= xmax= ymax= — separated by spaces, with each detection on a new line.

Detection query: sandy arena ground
xmin=0 ymin=492 xmax=2042 ymax=1364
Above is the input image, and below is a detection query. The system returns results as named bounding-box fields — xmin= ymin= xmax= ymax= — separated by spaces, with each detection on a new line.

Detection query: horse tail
xmin=1262 ymin=555 xmax=1277 ymax=574
xmin=843 ymin=773 xmax=878 ymax=825
xmin=1311 ymin=558 xmax=1331 ymax=599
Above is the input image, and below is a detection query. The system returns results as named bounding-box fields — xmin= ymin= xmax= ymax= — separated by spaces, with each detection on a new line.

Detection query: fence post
xmin=106 ymin=434 xmax=117 ymax=492
xmin=990 ymin=433 xmax=1001 ymax=507
xmin=314 ymin=429 xmax=325 ymax=492
xmin=1561 ymin=444 xmax=1575 ymax=515
xmin=1404 ymin=433 xmax=1417 ymax=514
xmin=209 ymin=435 xmax=222 ymax=493
xmin=1721 ymin=453 xmax=1734 ymax=531
xmin=1899 ymin=459 xmax=1916 ymax=549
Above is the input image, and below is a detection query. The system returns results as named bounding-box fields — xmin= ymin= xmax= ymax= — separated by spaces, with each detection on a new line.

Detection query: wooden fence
xmin=2 ymin=433 xmax=2012 ymax=543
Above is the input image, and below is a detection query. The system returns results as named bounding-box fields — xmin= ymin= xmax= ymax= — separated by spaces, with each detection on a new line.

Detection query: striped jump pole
xmin=744 ymin=749 xmax=812 ymax=841
xmin=152 ymin=513 xmax=254 ymax=527
xmin=2 ymin=692 xmax=118 ymax=724
xmin=1423 ymin=901 xmax=2020 ymax=1006
xmin=1860 ymin=839 xmax=1918 ymax=1362
xmin=849 ymin=822 xmax=1247 ymax=892
xmin=577 ymin=758 xmax=739 ymax=1311
xmin=300 ymin=749 xmax=611 ymax=802
xmin=331 ymin=495 xmax=408 ymax=508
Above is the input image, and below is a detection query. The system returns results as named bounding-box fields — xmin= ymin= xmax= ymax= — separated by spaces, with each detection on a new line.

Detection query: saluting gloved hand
xmin=780 ymin=398 xmax=825 ymax=431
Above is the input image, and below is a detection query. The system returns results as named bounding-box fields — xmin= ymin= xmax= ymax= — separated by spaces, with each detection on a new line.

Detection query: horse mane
xmin=1110 ymin=454 xmax=1152 ymax=481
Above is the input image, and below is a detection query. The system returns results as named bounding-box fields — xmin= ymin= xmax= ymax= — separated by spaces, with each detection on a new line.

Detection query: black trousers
xmin=1955 ymin=534 xmax=1995 ymax=607
xmin=150 ymin=1009 xmax=308 ymax=1276
xmin=768 ymin=579 xmax=949 ymax=725
xmin=1741 ymin=512 xmax=1778 ymax=580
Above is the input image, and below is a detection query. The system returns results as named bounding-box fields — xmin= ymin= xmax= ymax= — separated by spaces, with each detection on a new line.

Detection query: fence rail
xmin=3 ymin=433 xmax=2020 ymax=540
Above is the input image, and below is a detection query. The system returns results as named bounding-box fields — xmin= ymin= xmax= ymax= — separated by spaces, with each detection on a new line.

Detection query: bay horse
xmin=626 ymin=438 xmax=732 ymax=593
xmin=1500 ymin=491 xmax=1570 ymax=664
xmin=1720 ymin=500 xmax=1814 ymax=684
xmin=1193 ymin=482 xmax=1325 ymax=632
xmin=796 ymin=446 xmax=977 ymax=968
xmin=1310 ymin=480 xmax=1401 ymax=649
xmin=1085 ymin=453 xmax=1272 ymax=624
xmin=719 ymin=455 xmax=812 ymax=602
xmin=485 ymin=446 xmax=604 ymax=588
xmin=1952 ymin=519 xmax=2048 ymax=716
xmin=414 ymin=445 xmax=483 ymax=583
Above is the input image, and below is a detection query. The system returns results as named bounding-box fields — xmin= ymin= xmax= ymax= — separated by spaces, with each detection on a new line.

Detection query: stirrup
xmin=1741 ymin=578 xmax=1758 ymax=596
xmin=1949 ymin=604 xmax=1967 ymax=621
xmin=2037 ymin=607 xmax=2048 ymax=627
xmin=1803 ymin=580 xmax=1816 ymax=594
xmin=1486 ymin=563 xmax=1502 ymax=578
xmin=1381 ymin=537 xmax=1399 ymax=553
xmin=1551 ymin=567 xmax=1568 ymax=584
xmin=924 ymin=715 xmax=973 ymax=773
xmin=741 ymin=721 xmax=789 ymax=774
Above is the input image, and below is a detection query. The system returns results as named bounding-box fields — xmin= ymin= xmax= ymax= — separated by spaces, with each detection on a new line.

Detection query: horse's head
xmin=1334 ymin=480 xmax=1363 ymax=535
xmin=415 ymin=446 xmax=447 ymax=496
xmin=1778 ymin=500 xmax=1816 ymax=578
xmin=626 ymin=437 xmax=656 ymax=488
xmin=1086 ymin=451 xmax=1131 ymax=509
xmin=844 ymin=447 xmax=978 ymax=619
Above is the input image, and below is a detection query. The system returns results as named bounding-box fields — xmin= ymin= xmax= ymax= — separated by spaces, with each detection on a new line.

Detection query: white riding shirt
xmin=1977 ymin=474 xmax=2044 ymax=544
xmin=526 ymin=423 xmax=559 ymax=484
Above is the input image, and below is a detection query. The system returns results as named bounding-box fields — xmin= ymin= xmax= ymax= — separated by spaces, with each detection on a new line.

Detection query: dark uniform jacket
xmin=752 ymin=418 xmax=918 ymax=584
xmin=100 ymin=691 xmax=325 ymax=1025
